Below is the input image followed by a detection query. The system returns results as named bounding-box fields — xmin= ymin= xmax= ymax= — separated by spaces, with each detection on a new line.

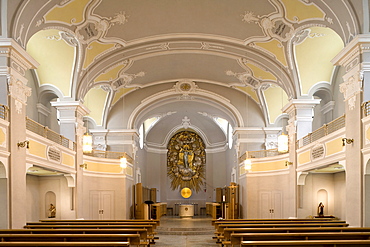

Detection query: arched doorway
xmin=0 ymin=161 xmax=8 ymax=228
xmin=365 ymin=159 xmax=370 ymax=226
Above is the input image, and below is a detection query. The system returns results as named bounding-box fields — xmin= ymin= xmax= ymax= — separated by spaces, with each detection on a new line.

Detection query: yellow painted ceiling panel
xmin=246 ymin=62 xmax=277 ymax=81
xmin=83 ymin=42 xmax=116 ymax=69
xmin=236 ymin=86 xmax=259 ymax=103
xmin=84 ymin=87 xmax=108 ymax=126
xmin=112 ymin=88 xmax=135 ymax=105
xmin=281 ymin=0 xmax=325 ymax=22
xmin=295 ymin=27 xmax=343 ymax=94
xmin=94 ymin=64 xmax=126 ymax=83
xmin=263 ymin=86 xmax=288 ymax=124
xmin=45 ymin=0 xmax=89 ymax=25
xmin=254 ymin=39 xmax=288 ymax=67
xmin=27 ymin=29 xmax=75 ymax=97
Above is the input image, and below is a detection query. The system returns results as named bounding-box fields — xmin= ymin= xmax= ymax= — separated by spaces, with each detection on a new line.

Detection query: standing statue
xmin=48 ymin=203 xmax=56 ymax=218
xmin=178 ymin=144 xmax=194 ymax=168
xmin=318 ymin=202 xmax=324 ymax=217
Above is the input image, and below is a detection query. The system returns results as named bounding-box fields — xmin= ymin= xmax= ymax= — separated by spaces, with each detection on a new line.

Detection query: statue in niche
xmin=48 ymin=203 xmax=56 ymax=218
xmin=167 ymin=131 xmax=206 ymax=192
xmin=318 ymin=202 xmax=324 ymax=217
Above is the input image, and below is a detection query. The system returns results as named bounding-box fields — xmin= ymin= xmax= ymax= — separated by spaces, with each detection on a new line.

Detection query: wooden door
xmin=89 ymin=190 xmax=114 ymax=220
xmin=259 ymin=191 xmax=282 ymax=218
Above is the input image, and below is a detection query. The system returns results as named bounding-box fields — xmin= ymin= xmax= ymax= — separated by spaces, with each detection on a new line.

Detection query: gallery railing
xmin=84 ymin=150 xmax=133 ymax=164
xmin=26 ymin=117 xmax=75 ymax=151
xmin=239 ymin=148 xmax=280 ymax=163
xmin=0 ymin=104 xmax=8 ymax=120
xmin=298 ymin=114 xmax=345 ymax=148
xmin=363 ymin=101 xmax=370 ymax=116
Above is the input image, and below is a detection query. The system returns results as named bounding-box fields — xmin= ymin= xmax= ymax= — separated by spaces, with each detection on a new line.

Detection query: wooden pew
xmin=0 ymin=242 xmax=130 ymax=246
xmin=240 ymin=239 xmax=370 ymax=246
xmin=214 ymin=222 xmax=349 ymax=245
xmin=215 ymin=222 xmax=349 ymax=236
xmin=0 ymin=233 xmax=140 ymax=245
xmin=23 ymin=225 xmax=157 ymax=245
xmin=27 ymin=221 xmax=158 ymax=230
xmin=223 ymin=226 xmax=370 ymax=241
xmin=230 ymin=232 xmax=370 ymax=246
xmin=39 ymin=219 xmax=160 ymax=226
xmin=212 ymin=218 xmax=339 ymax=225
xmin=0 ymin=228 xmax=148 ymax=240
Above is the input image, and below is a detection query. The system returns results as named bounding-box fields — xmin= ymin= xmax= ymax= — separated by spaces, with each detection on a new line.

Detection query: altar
xmin=179 ymin=204 xmax=194 ymax=218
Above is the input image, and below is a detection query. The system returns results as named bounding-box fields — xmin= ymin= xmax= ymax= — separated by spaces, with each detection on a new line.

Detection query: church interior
xmin=2 ymin=0 xmax=370 ymax=245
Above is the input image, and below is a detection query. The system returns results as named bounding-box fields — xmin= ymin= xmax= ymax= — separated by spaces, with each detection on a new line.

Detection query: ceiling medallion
xmin=167 ymin=131 xmax=206 ymax=193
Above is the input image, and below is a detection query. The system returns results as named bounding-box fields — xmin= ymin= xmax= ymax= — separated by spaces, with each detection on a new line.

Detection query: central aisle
xmin=155 ymin=216 xmax=218 ymax=246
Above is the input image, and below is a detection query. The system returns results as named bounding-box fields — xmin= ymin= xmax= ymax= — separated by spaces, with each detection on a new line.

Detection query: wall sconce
xmin=79 ymin=163 xmax=87 ymax=169
xmin=285 ymin=161 xmax=293 ymax=166
xmin=17 ymin=140 xmax=29 ymax=149
xmin=342 ymin=138 xmax=354 ymax=146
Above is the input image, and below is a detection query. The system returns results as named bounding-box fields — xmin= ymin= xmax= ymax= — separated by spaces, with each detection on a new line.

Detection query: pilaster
xmin=331 ymin=35 xmax=370 ymax=226
xmin=51 ymin=100 xmax=89 ymax=219
xmin=0 ymin=39 xmax=39 ymax=228
xmin=282 ymin=98 xmax=320 ymax=218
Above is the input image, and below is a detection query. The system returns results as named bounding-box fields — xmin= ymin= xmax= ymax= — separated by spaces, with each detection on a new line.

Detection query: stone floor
xmin=155 ymin=216 xmax=219 ymax=246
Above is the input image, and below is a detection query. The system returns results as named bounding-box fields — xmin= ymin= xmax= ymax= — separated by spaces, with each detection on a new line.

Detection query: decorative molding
xmin=339 ymin=73 xmax=362 ymax=110
xmin=311 ymin=143 xmax=325 ymax=160
xmin=8 ymin=76 xmax=31 ymax=112
xmin=111 ymin=71 xmax=145 ymax=90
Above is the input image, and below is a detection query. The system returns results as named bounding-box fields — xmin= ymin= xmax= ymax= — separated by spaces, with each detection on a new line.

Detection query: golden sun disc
xmin=181 ymin=187 xmax=192 ymax=198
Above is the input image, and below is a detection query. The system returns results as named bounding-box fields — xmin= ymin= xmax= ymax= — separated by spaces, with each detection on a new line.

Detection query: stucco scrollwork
xmin=339 ymin=74 xmax=362 ymax=110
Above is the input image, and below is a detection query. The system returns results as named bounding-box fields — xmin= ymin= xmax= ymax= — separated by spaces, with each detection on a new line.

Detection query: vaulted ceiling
xmin=10 ymin=0 xmax=361 ymax=149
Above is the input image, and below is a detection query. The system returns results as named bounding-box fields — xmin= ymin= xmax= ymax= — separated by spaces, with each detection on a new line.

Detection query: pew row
xmin=212 ymin=218 xmax=339 ymax=225
xmin=222 ymin=226 xmax=370 ymax=241
xmin=39 ymin=219 xmax=160 ymax=226
xmin=240 ymin=239 xmax=370 ymax=246
xmin=23 ymin=224 xmax=157 ymax=245
xmin=230 ymin=232 xmax=370 ymax=246
xmin=0 ymin=242 xmax=130 ymax=246
xmin=0 ymin=234 xmax=140 ymax=245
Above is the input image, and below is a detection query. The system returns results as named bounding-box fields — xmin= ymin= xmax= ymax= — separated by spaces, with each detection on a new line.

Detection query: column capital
xmin=332 ymin=34 xmax=370 ymax=68
xmin=51 ymin=100 xmax=90 ymax=116
xmin=282 ymin=98 xmax=321 ymax=118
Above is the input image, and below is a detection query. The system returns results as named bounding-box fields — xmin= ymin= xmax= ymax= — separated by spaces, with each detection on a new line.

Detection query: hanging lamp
xmin=120 ymin=156 xmax=127 ymax=168
xmin=82 ymin=132 xmax=92 ymax=153
xmin=278 ymin=132 xmax=288 ymax=153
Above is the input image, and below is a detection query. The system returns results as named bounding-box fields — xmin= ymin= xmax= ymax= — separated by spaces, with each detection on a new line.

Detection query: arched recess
xmin=37 ymin=85 xmax=63 ymax=133
xmin=309 ymin=82 xmax=333 ymax=130
xmin=45 ymin=191 xmax=57 ymax=218
xmin=365 ymin=159 xmax=370 ymax=226
xmin=0 ymin=161 xmax=8 ymax=228
xmin=316 ymin=189 xmax=328 ymax=216
xmin=127 ymin=84 xmax=245 ymax=130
